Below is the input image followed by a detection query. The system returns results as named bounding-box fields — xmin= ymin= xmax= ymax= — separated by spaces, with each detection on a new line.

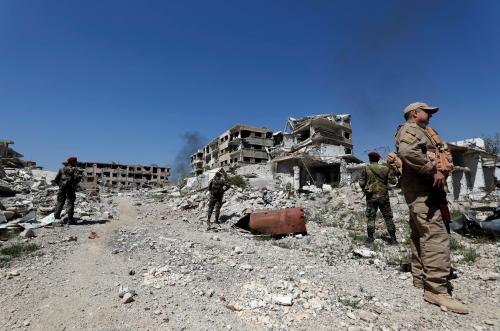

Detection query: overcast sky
xmin=1 ymin=0 xmax=499 ymax=172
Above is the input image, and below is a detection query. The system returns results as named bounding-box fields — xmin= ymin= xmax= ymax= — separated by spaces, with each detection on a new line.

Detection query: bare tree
xmin=482 ymin=133 xmax=500 ymax=155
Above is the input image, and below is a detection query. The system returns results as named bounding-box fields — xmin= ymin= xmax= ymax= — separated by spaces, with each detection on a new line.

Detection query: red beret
xmin=368 ymin=151 xmax=380 ymax=161
xmin=67 ymin=156 xmax=77 ymax=164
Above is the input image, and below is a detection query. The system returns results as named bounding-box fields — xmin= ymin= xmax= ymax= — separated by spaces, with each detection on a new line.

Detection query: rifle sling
xmin=367 ymin=165 xmax=385 ymax=182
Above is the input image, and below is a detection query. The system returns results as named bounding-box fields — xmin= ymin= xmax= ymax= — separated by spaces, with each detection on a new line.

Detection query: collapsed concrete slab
xmin=0 ymin=140 xmax=38 ymax=169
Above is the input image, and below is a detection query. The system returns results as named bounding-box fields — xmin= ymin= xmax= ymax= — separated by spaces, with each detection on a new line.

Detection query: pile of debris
xmin=0 ymin=167 xmax=116 ymax=239
xmin=149 ymin=181 xmax=405 ymax=233
xmin=0 ymin=140 xmax=38 ymax=169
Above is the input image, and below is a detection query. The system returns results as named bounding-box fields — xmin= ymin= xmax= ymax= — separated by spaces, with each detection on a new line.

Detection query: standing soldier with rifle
xmin=359 ymin=151 xmax=398 ymax=244
xmin=395 ymin=102 xmax=467 ymax=314
xmin=206 ymin=170 xmax=229 ymax=231
xmin=53 ymin=156 xmax=82 ymax=225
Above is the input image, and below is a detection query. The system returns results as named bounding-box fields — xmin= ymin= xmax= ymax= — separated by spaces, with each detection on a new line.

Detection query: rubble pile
xmin=147 ymin=183 xmax=407 ymax=232
xmin=97 ymin=183 xmax=499 ymax=330
xmin=0 ymin=167 xmax=116 ymax=237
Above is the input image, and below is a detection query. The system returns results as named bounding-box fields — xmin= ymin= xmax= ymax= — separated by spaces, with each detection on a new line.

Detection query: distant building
xmin=190 ymin=124 xmax=273 ymax=175
xmin=271 ymin=114 xmax=361 ymax=189
xmin=78 ymin=162 xmax=170 ymax=189
xmin=189 ymin=114 xmax=362 ymax=189
xmin=446 ymin=138 xmax=500 ymax=200
xmin=0 ymin=140 xmax=38 ymax=169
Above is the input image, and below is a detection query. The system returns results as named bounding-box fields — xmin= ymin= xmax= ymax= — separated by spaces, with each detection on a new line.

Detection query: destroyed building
xmin=187 ymin=114 xmax=362 ymax=191
xmin=0 ymin=140 xmax=38 ymax=169
xmin=78 ymin=162 xmax=170 ymax=189
xmin=271 ymin=114 xmax=362 ymax=189
xmin=446 ymin=138 xmax=500 ymax=200
xmin=190 ymin=124 xmax=273 ymax=175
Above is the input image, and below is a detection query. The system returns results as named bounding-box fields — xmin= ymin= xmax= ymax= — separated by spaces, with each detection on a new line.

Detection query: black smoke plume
xmin=172 ymin=131 xmax=206 ymax=181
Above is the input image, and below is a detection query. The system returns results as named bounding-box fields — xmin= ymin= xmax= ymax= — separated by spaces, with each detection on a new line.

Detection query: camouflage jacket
xmin=359 ymin=163 xmax=396 ymax=198
xmin=208 ymin=176 xmax=227 ymax=196
xmin=54 ymin=165 xmax=82 ymax=189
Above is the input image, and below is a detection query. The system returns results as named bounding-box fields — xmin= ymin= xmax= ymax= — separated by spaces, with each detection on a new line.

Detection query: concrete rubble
xmin=0 ymin=167 xmax=117 ymax=238
xmin=96 ymin=181 xmax=499 ymax=330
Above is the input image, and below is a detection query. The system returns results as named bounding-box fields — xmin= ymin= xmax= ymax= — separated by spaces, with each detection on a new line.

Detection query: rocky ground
xmin=0 ymin=182 xmax=499 ymax=330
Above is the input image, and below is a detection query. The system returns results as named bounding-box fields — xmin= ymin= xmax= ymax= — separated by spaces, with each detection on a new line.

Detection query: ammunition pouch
xmin=425 ymin=127 xmax=454 ymax=176
xmin=426 ymin=148 xmax=454 ymax=177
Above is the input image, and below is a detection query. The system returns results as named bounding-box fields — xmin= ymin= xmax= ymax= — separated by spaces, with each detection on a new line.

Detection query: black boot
xmin=366 ymin=232 xmax=374 ymax=244
xmin=388 ymin=232 xmax=398 ymax=245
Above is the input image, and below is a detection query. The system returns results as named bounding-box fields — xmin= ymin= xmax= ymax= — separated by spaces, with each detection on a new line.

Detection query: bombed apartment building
xmin=446 ymin=138 xmax=500 ymax=200
xmin=0 ymin=140 xmax=38 ymax=169
xmin=271 ymin=114 xmax=362 ymax=189
xmin=190 ymin=124 xmax=273 ymax=175
xmin=78 ymin=162 xmax=170 ymax=189
xmin=188 ymin=114 xmax=362 ymax=191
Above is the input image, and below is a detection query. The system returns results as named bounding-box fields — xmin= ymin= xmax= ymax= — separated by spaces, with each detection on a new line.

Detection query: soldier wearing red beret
xmin=53 ymin=156 xmax=82 ymax=224
xmin=359 ymin=151 xmax=397 ymax=244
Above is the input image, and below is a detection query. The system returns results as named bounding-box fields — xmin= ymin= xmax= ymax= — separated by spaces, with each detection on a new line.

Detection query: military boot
xmin=423 ymin=291 xmax=469 ymax=314
xmin=206 ymin=212 xmax=212 ymax=231
xmin=365 ymin=229 xmax=375 ymax=244
xmin=388 ymin=232 xmax=398 ymax=245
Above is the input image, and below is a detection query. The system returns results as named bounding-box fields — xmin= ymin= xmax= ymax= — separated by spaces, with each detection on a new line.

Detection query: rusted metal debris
xmin=235 ymin=207 xmax=307 ymax=237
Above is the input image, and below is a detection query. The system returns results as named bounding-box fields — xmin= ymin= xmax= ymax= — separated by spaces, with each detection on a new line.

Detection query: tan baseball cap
xmin=403 ymin=102 xmax=439 ymax=115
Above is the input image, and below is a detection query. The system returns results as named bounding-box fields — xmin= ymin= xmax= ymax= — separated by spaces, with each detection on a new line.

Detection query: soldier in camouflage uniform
xmin=359 ymin=151 xmax=397 ymax=244
xmin=206 ymin=171 xmax=229 ymax=230
xmin=53 ymin=156 xmax=82 ymax=224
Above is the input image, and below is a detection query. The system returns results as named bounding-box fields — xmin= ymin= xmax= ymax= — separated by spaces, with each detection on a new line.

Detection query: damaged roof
xmin=286 ymin=114 xmax=351 ymax=133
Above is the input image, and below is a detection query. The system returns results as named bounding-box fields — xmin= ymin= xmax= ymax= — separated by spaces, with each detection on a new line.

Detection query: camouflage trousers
xmin=207 ymin=194 xmax=223 ymax=225
xmin=365 ymin=195 xmax=396 ymax=236
xmin=54 ymin=186 xmax=76 ymax=221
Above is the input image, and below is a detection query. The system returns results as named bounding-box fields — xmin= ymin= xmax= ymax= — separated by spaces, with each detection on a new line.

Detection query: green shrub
xmin=348 ymin=231 xmax=367 ymax=242
xmin=462 ymin=247 xmax=479 ymax=264
xmin=227 ymin=175 xmax=247 ymax=188
xmin=1 ymin=243 xmax=40 ymax=257
xmin=338 ymin=297 xmax=361 ymax=309
xmin=449 ymin=236 xmax=464 ymax=251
